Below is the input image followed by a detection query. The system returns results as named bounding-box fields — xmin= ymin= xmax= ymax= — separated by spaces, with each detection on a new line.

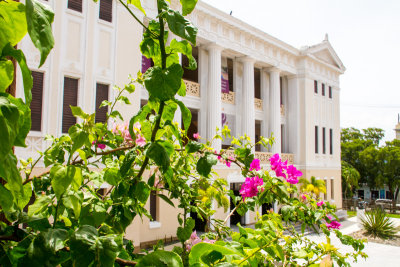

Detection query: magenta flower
xmin=326 ymin=220 xmax=341 ymax=230
xmin=185 ymin=231 xmax=215 ymax=251
xmin=285 ymin=165 xmax=302 ymax=184
xmin=269 ymin=153 xmax=288 ymax=178
xmin=301 ymin=194 xmax=307 ymax=201
xmin=193 ymin=133 xmax=200 ymax=139
xmin=92 ymin=140 xmax=106 ymax=150
xmin=249 ymin=158 xmax=261 ymax=171
xmin=112 ymin=121 xmax=132 ymax=142
xmin=317 ymin=201 xmax=324 ymax=207
xmin=239 ymin=176 xmax=264 ymax=199
xmin=135 ymin=134 xmax=146 ymax=147
xmin=225 ymin=160 xmax=231 ymax=168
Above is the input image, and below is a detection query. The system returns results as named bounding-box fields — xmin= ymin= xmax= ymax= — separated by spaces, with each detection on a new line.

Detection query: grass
xmin=346 ymin=210 xmax=400 ymax=219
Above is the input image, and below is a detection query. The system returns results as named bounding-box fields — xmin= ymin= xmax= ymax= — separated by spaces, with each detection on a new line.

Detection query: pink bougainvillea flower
xmin=249 ymin=158 xmax=261 ymax=171
xmin=193 ymin=133 xmax=200 ymax=139
xmin=112 ymin=121 xmax=133 ymax=142
xmin=225 ymin=160 xmax=231 ymax=168
xmin=135 ymin=134 xmax=146 ymax=147
xmin=239 ymin=176 xmax=264 ymax=199
xmin=285 ymin=165 xmax=302 ymax=184
xmin=317 ymin=201 xmax=324 ymax=207
xmin=301 ymin=194 xmax=307 ymax=201
xmin=269 ymin=153 xmax=287 ymax=178
xmin=185 ymin=231 xmax=215 ymax=251
xmin=92 ymin=140 xmax=106 ymax=150
xmin=326 ymin=220 xmax=341 ymax=230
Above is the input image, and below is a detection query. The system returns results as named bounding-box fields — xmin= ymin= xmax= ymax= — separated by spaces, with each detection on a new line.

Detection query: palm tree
xmin=341 ymin=161 xmax=360 ymax=199
xmin=299 ymin=176 xmax=326 ymax=197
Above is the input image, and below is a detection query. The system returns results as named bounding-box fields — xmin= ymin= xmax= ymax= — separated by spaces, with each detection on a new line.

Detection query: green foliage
xmin=136 ymin=250 xmax=183 ymax=267
xmin=361 ymin=208 xmax=397 ymax=239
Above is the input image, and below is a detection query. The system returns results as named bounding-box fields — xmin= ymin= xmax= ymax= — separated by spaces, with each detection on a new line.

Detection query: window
xmin=149 ymin=191 xmax=158 ymax=221
xmin=322 ymin=83 xmax=325 ymax=96
xmin=314 ymin=80 xmax=318 ymax=94
xmin=62 ymin=77 xmax=78 ymax=133
xmin=329 ymin=86 xmax=332 ymax=99
xmin=357 ymin=190 xmax=364 ymax=199
xmin=254 ymin=68 xmax=261 ymax=99
xmin=315 ymin=126 xmax=319 ymax=154
xmin=99 ymin=0 xmax=113 ymax=22
xmin=330 ymin=179 xmax=334 ymax=200
xmin=182 ymin=47 xmax=198 ymax=83
xmin=280 ymin=77 xmax=283 ymax=104
xmin=31 ymin=71 xmax=44 ymax=131
xmin=281 ymin=124 xmax=285 ymax=152
xmin=227 ymin=58 xmax=233 ymax=92
xmin=322 ymin=127 xmax=326 ymax=154
xmin=68 ymin=0 xmax=82 ymax=12
xmin=329 ymin=129 xmax=333 ymax=155
xmin=95 ymin=83 xmax=109 ymax=123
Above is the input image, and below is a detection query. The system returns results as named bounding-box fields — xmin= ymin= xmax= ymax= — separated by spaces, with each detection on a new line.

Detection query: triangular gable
xmin=304 ymin=39 xmax=346 ymax=72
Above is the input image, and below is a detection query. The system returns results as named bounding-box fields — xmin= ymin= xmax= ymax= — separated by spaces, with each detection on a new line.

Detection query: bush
xmin=361 ymin=208 xmax=397 ymax=239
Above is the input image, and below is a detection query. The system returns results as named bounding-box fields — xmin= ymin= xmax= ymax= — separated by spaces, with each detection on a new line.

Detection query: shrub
xmin=361 ymin=208 xmax=397 ymax=239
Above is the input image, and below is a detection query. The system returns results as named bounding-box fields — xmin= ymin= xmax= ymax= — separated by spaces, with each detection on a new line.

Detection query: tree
xmin=341 ymin=161 xmax=360 ymax=198
xmin=299 ymin=176 xmax=326 ymax=197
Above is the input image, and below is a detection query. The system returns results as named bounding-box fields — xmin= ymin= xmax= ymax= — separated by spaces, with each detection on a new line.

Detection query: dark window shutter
xmin=30 ymin=71 xmax=44 ymax=131
xmin=329 ymin=86 xmax=332 ymax=98
xmin=322 ymin=127 xmax=326 ymax=154
xmin=99 ymin=0 xmax=113 ymax=22
xmin=150 ymin=191 xmax=157 ymax=221
xmin=330 ymin=129 xmax=333 ymax=154
xmin=322 ymin=83 xmax=325 ymax=96
xmin=62 ymin=77 xmax=78 ymax=133
xmin=95 ymin=83 xmax=109 ymax=123
xmin=315 ymin=126 xmax=319 ymax=154
xmin=68 ymin=0 xmax=82 ymax=13
xmin=314 ymin=80 xmax=318 ymax=93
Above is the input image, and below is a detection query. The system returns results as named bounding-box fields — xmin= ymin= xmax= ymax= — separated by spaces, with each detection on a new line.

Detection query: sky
xmin=202 ymin=0 xmax=400 ymax=142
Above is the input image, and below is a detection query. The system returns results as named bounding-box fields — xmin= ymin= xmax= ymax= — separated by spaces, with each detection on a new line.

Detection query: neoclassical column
xmin=240 ymin=57 xmax=255 ymax=144
xmin=260 ymin=69 xmax=270 ymax=152
xmin=269 ymin=67 xmax=281 ymax=154
xmin=206 ymin=44 xmax=223 ymax=150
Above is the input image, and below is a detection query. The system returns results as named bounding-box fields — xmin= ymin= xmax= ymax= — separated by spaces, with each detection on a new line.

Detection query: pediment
xmin=304 ymin=40 xmax=346 ymax=72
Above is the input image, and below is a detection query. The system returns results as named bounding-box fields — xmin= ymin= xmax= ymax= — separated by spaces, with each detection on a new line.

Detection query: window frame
xmin=315 ymin=126 xmax=319 ymax=154
xmin=314 ymin=80 xmax=318 ymax=94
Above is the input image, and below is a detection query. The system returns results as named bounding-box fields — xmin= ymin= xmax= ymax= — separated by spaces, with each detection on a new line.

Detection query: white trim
xmin=149 ymin=221 xmax=162 ymax=229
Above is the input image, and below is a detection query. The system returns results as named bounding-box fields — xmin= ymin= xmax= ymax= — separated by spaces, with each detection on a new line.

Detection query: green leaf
xmin=6 ymin=182 xmax=33 ymax=210
xmin=28 ymin=195 xmax=52 ymax=217
xmin=174 ymin=98 xmax=191 ymax=132
xmin=177 ymin=217 xmax=195 ymax=242
xmin=186 ymin=140 xmax=202 ymax=153
xmin=146 ymin=141 xmax=171 ymax=172
xmin=196 ymin=153 xmax=218 ymax=177
xmin=2 ymin=43 xmax=33 ymax=104
xmin=180 ymin=0 xmax=198 ymax=16
xmin=70 ymin=106 xmax=89 ymax=119
xmin=129 ymin=104 xmax=152 ymax=138
xmin=70 ymin=166 xmax=83 ymax=191
xmin=135 ymin=181 xmax=150 ymax=203
xmin=69 ymin=125 xmax=89 ymax=153
xmin=162 ymin=100 xmax=178 ymax=123
xmin=169 ymin=39 xmax=197 ymax=70
xmin=177 ymin=79 xmax=186 ymax=97
xmin=189 ymin=243 xmax=241 ymax=266
xmin=7 ymin=95 xmax=31 ymax=147
xmin=127 ymin=0 xmax=146 ymax=15
xmin=70 ymin=225 xmax=122 ymax=267
xmin=0 ymin=183 xmax=13 ymax=212
xmin=104 ymin=167 xmax=122 ymax=186
xmin=163 ymin=9 xmax=197 ymax=45
xmin=50 ymin=165 xmax=76 ymax=199
xmin=0 ymin=153 xmax=23 ymax=198
xmin=148 ymin=173 xmax=156 ymax=187
xmin=201 ymin=250 xmax=223 ymax=266
xmin=0 ymin=1 xmax=27 ymax=51
xmin=0 ymin=60 xmax=14 ymax=92
xmin=63 ymin=191 xmax=83 ymax=218
xmin=120 ymin=150 xmax=136 ymax=177
xmin=25 ymin=0 xmax=55 ymax=67
xmin=157 ymin=193 xmax=175 ymax=208
xmin=136 ymin=250 xmax=183 ymax=267
xmin=144 ymin=64 xmax=183 ymax=101
xmin=0 ymin=95 xmax=20 ymax=157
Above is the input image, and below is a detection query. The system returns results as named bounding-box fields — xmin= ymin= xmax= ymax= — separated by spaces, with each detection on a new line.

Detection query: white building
xmin=15 ymin=0 xmax=345 ymax=250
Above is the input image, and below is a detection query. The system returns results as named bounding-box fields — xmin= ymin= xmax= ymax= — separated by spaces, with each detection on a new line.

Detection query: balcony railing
xmin=281 ymin=153 xmax=294 ymax=164
xmin=183 ymin=79 xmax=200 ymax=97
xmin=221 ymin=91 xmax=235 ymax=104
xmin=280 ymin=104 xmax=285 ymax=116
xmin=223 ymin=150 xmax=294 ymax=165
xmin=254 ymin=98 xmax=263 ymax=111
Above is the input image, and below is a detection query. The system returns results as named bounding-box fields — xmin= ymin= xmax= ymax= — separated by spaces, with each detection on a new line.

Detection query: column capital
xmin=267 ymin=66 xmax=281 ymax=74
xmin=237 ymin=56 xmax=256 ymax=64
xmin=204 ymin=42 xmax=224 ymax=52
xmin=287 ymin=74 xmax=298 ymax=80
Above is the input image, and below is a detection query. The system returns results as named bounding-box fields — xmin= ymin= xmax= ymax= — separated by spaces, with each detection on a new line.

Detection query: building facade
xmin=15 ymin=0 xmax=345 ymax=249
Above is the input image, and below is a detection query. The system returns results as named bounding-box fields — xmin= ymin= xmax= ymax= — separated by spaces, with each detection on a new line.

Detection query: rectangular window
xmin=254 ymin=68 xmax=261 ymax=99
xmin=314 ymin=80 xmax=318 ymax=94
xmin=315 ymin=126 xmax=319 ymax=154
xmin=95 ymin=83 xmax=109 ymax=123
xmin=99 ymin=0 xmax=113 ymax=22
xmin=227 ymin=58 xmax=233 ymax=92
xmin=322 ymin=127 xmax=326 ymax=154
xmin=68 ymin=0 xmax=82 ymax=12
xmin=149 ymin=191 xmax=157 ymax=221
xmin=322 ymin=83 xmax=325 ymax=96
xmin=182 ymin=47 xmax=199 ymax=83
xmin=31 ymin=71 xmax=44 ymax=131
xmin=62 ymin=77 xmax=78 ymax=133
xmin=330 ymin=179 xmax=334 ymax=200
xmin=280 ymin=77 xmax=283 ymax=105
xmin=329 ymin=129 xmax=333 ymax=155
xmin=329 ymin=86 xmax=332 ymax=98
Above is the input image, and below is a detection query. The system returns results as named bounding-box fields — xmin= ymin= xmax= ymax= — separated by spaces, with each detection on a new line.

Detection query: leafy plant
xmin=361 ymin=208 xmax=397 ymax=239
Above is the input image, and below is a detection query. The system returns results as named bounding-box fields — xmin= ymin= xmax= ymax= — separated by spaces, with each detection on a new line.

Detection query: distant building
xmin=395 ymin=114 xmax=400 ymax=140
xmin=15 ymin=0 xmax=344 ymax=250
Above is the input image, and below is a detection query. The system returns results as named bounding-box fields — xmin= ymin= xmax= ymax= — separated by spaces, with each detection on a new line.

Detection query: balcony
xmin=281 ymin=153 xmax=294 ymax=164
xmin=254 ymin=98 xmax=263 ymax=111
xmin=280 ymin=104 xmax=285 ymax=116
xmin=223 ymin=150 xmax=294 ymax=165
xmin=183 ymin=79 xmax=200 ymax=97
xmin=221 ymin=91 xmax=235 ymax=104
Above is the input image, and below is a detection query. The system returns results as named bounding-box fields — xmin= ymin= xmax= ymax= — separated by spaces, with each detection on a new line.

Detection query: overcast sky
xmin=203 ymin=0 xmax=400 ymax=142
